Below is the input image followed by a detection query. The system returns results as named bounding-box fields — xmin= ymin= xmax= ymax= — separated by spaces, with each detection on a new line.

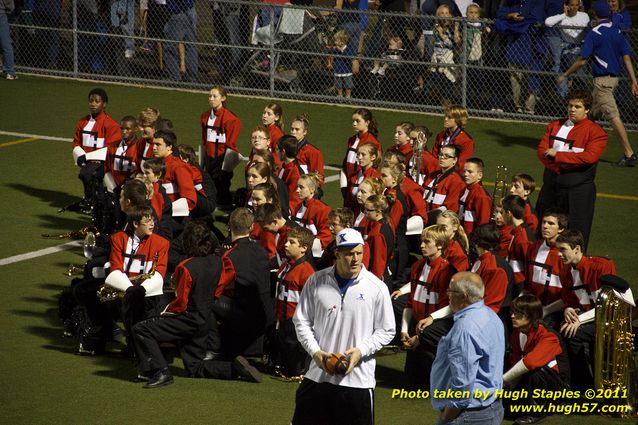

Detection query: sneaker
xmin=370 ymin=65 xmax=379 ymax=74
xmin=613 ymin=154 xmax=637 ymax=167
xmin=140 ymin=42 xmax=153 ymax=52
xmin=377 ymin=66 xmax=386 ymax=76
xmin=125 ymin=49 xmax=135 ymax=59
xmin=233 ymin=356 xmax=262 ymax=383
xmin=6 ymin=74 xmax=18 ymax=80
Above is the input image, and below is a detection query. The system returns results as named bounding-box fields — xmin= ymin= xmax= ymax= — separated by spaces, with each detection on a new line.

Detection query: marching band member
xmin=72 ymin=88 xmax=120 ymax=204
xmin=436 ymin=210 xmax=470 ymax=273
xmin=431 ymin=105 xmax=475 ymax=172
xmin=292 ymin=173 xmax=333 ymax=254
xmin=341 ymin=108 xmax=382 ymax=198
xmin=344 ymin=142 xmax=381 ymax=209
xmin=104 ymin=116 xmax=139 ymax=191
xmin=200 ymin=86 xmax=241 ymax=206
xmin=424 ymin=144 xmax=465 ymax=216
xmin=458 ymin=158 xmax=492 ymax=235
xmin=535 ymin=90 xmax=607 ymax=251
xmin=289 ymin=114 xmax=325 ymax=181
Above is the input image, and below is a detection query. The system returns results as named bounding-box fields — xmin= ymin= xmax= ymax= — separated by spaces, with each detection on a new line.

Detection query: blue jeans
xmin=436 ymin=400 xmax=504 ymax=425
xmin=0 ymin=12 xmax=15 ymax=75
xmin=111 ymin=0 xmax=135 ymax=51
xmin=164 ymin=7 xmax=199 ymax=81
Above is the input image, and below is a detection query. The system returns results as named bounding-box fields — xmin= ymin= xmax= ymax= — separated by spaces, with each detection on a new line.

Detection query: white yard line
xmin=0 ymin=241 xmax=82 ymax=267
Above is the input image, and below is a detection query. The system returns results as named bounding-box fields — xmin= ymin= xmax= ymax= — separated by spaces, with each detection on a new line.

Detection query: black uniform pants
xmin=272 ymin=319 xmax=309 ymax=376
xmin=405 ymin=318 xmax=454 ymax=387
xmin=292 ymin=379 xmax=374 ymax=425
xmin=132 ymin=311 xmax=208 ymax=376
xmin=206 ymin=156 xmax=233 ymax=206
xmin=78 ymin=160 xmax=104 ymax=201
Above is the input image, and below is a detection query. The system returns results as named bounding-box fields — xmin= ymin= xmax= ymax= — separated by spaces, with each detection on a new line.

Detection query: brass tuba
xmin=97 ymin=252 xmax=159 ymax=303
xmin=594 ymin=286 xmax=634 ymax=417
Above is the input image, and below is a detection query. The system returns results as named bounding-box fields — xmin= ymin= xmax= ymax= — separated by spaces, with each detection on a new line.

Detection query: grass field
xmin=0 ymin=75 xmax=636 ymax=424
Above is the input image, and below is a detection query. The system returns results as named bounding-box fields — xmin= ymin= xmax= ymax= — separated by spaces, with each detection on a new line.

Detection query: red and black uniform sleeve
xmin=432 ymin=129 xmax=474 ymax=171
xmin=508 ymin=225 xmax=530 ymax=285
xmin=498 ymin=224 xmax=513 ymax=259
xmin=297 ymin=141 xmax=325 ymax=182
xmin=276 ymin=258 xmax=315 ymax=321
xmin=163 ymin=156 xmax=197 ymax=210
xmin=166 ymin=259 xmax=194 ymax=314
xmin=510 ymin=324 xmax=563 ymax=373
xmin=444 ymin=239 xmax=469 ymax=272
xmin=473 ymin=252 xmax=508 ymax=313
xmin=342 ymin=132 xmax=382 ymax=180
xmin=524 ymin=240 xmax=564 ymax=305
xmin=524 ymin=202 xmax=538 ymax=233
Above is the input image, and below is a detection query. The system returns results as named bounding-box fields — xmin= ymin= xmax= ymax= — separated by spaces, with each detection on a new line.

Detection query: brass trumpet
xmin=490 ymin=165 xmax=509 ymax=220
xmin=65 ymin=264 xmax=84 ymax=277
xmin=42 ymin=226 xmax=98 ymax=240
xmin=97 ymin=252 xmax=159 ymax=303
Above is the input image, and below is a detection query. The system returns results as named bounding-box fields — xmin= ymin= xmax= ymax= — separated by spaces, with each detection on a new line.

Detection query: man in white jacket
xmin=292 ymin=228 xmax=395 ymax=425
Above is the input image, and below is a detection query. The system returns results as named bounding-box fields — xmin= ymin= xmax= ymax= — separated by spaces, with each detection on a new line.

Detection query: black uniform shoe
xmin=143 ymin=368 xmax=174 ymax=388
xmin=233 ymin=356 xmax=262 ymax=383
xmin=514 ymin=415 xmax=547 ymax=425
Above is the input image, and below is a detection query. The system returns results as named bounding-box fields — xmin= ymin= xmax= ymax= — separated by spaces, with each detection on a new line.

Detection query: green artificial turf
xmin=0 ymin=75 xmax=636 ymax=424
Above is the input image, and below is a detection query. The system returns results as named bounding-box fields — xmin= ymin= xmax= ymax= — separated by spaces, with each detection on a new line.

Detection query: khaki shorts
xmin=591 ymin=75 xmax=619 ymax=120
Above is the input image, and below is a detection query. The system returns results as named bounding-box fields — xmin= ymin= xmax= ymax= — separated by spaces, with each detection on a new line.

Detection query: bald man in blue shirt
xmin=430 ymin=272 xmax=505 ymax=425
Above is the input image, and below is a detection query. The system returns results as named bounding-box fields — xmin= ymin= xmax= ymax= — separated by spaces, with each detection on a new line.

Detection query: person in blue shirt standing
xmin=430 ymin=271 xmax=505 ymax=425
xmin=559 ymin=1 xmax=638 ymax=167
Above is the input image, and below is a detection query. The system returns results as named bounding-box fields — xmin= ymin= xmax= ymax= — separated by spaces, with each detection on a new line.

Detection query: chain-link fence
xmin=7 ymin=0 xmax=637 ymax=128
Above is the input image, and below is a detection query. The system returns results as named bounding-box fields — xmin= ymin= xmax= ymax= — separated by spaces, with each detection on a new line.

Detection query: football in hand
xmin=324 ymin=352 xmax=349 ymax=375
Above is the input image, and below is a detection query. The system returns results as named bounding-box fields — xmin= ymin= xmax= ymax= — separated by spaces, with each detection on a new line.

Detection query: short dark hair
xmin=155 ymin=118 xmax=174 ymax=132
xmin=567 ymin=90 xmax=593 ymax=111
xmin=154 ymin=130 xmax=177 ymax=148
xmin=278 ymin=135 xmax=298 ymax=159
xmin=253 ymin=203 xmax=282 ymax=224
xmin=122 ymin=179 xmax=151 ymax=207
xmin=440 ymin=144 xmax=461 ymax=158
xmin=556 ymin=228 xmax=584 ymax=250
xmin=502 ymin=195 xmax=526 ymax=220
xmin=120 ymin=115 xmax=136 ymax=125
xmin=511 ymin=173 xmax=536 ymax=194
xmin=288 ymin=227 xmax=314 ymax=251
xmin=470 ymin=223 xmax=500 ymax=252
xmin=88 ymin=88 xmax=108 ymax=103
xmin=182 ymin=220 xmax=215 ymax=257
xmin=465 ymin=157 xmax=484 ymax=172
xmin=126 ymin=205 xmax=154 ymax=227
xmin=177 ymin=144 xmax=197 ymax=164
xmin=511 ymin=295 xmax=543 ymax=328
xmin=543 ymin=208 xmax=569 ymax=230
xmin=229 ymin=208 xmax=254 ymax=235
xmin=142 ymin=157 xmax=166 ymax=178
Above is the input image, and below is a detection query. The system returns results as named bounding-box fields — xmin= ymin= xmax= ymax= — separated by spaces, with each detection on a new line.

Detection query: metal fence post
xmin=461 ymin=17 xmax=467 ymax=107
xmin=72 ymin=0 xmax=78 ymax=77
xmin=269 ymin=5 xmax=275 ymax=97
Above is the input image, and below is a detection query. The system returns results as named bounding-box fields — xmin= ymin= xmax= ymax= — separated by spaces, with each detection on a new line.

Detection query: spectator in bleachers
xmin=335 ymin=0 xmax=368 ymax=53
xmin=164 ymin=0 xmax=198 ymax=81
xmin=33 ymin=0 xmax=61 ymax=69
xmin=608 ymin=0 xmax=631 ymax=31
xmin=544 ymin=0 xmax=589 ymax=98
xmin=0 ymin=0 xmax=16 ymax=79
xmin=429 ymin=5 xmax=461 ymax=99
xmin=496 ymin=0 xmax=547 ymax=114
xmin=110 ymin=0 xmax=136 ymax=59
xmin=210 ymin=1 xmax=249 ymax=82
xmin=326 ymin=30 xmax=357 ymax=98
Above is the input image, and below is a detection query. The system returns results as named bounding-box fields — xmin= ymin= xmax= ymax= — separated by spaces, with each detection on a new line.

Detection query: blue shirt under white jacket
xmin=431 ymin=300 xmax=504 ymax=411
xmin=580 ymin=19 xmax=632 ymax=77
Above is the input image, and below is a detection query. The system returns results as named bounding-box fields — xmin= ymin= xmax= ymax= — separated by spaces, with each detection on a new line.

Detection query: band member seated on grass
xmin=152 ymin=130 xmax=197 ymax=216
xmin=509 ymin=173 xmax=538 ymax=233
xmin=103 ymin=115 xmax=139 ymax=192
xmin=522 ymin=208 xmax=568 ymax=327
xmin=272 ymin=227 xmax=315 ymax=379
xmin=503 ymin=295 xmax=570 ymax=425
xmin=398 ymin=225 xmax=456 ymax=387
xmin=71 ymin=88 xmax=120 ymax=207
xmin=102 ymin=206 xmax=169 ymax=354
xmin=423 ymin=144 xmax=465 ymax=221
xmin=201 ymin=208 xmax=274 ymax=383
xmin=459 ymin=157 xmax=492 ymax=236
xmin=254 ymin=202 xmax=298 ymax=269
xmin=502 ymin=195 xmax=535 ymax=288
xmin=552 ymin=229 xmax=617 ymax=390
xmin=177 ymin=144 xmax=217 ymax=218
xmin=132 ymin=220 xmax=222 ymax=388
